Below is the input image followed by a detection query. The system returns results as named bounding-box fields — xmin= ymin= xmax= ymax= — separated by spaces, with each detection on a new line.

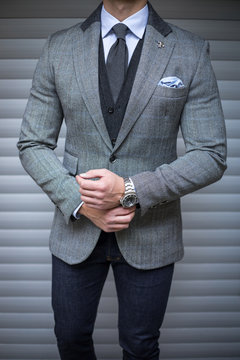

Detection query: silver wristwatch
xmin=120 ymin=178 xmax=138 ymax=208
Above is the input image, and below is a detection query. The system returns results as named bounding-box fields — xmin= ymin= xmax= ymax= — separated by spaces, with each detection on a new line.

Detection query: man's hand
xmin=76 ymin=169 xmax=124 ymax=210
xmin=79 ymin=203 xmax=136 ymax=232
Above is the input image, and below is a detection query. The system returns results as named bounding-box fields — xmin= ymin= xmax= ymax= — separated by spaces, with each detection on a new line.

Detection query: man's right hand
xmin=79 ymin=204 xmax=136 ymax=232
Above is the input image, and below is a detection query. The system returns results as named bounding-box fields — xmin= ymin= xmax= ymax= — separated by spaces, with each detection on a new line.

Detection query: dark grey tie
xmin=106 ymin=23 xmax=129 ymax=103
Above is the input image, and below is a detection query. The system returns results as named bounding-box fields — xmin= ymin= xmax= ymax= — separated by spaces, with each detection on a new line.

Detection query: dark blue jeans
xmin=52 ymin=232 xmax=174 ymax=360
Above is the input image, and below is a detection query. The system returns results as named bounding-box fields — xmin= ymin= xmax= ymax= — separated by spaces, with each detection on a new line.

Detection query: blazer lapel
xmin=72 ymin=16 xmax=113 ymax=151
xmin=114 ymin=22 xmax=176 ymax=152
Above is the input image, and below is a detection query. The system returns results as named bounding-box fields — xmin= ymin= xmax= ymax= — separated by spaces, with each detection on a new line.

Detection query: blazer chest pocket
xmin=155 ymin=85 xmax=188 ymax=99
xmin=63 ymin=151 xmax=78 ymax=176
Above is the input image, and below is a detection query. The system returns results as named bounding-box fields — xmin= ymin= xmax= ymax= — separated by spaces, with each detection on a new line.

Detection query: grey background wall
xmin=0 ymin=0 xmax=240 ymax=359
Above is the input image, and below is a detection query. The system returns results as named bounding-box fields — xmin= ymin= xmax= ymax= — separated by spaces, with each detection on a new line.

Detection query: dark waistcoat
xmin=98 ymin=35 xmax=144 ymax=147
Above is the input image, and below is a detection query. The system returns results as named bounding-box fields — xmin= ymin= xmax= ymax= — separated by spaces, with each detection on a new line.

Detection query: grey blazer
xmin=17 ymin=3 xmax=227 ymax=269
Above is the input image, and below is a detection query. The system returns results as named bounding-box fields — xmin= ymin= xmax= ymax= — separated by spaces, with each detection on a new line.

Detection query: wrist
xmin=118 ymin=176 xmax=125 ymax=199
xmin=79 ymin=203 xmax=86 ymax=216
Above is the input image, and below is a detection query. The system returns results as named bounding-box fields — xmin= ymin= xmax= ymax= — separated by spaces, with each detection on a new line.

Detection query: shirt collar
xmin=101 ymin=4 xmax=149 ymax=39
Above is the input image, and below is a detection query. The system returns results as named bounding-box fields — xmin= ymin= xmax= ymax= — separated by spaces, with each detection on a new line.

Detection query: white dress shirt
xmin=101 ymin=4 xmax=148 ymax=63
xmin=73 ymin=4 xmax=149 ymax=219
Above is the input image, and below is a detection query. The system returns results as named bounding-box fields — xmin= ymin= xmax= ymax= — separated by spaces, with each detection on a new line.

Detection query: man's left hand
xmin=76 ymin=169 xmax=124 ymax=210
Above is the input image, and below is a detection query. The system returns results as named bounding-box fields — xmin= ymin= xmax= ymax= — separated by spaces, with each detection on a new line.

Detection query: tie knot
xmin=112 ymin=23 xmax=128 ymax=40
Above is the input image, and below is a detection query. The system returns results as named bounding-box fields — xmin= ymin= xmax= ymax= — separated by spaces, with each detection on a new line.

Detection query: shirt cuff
xmin=72 ymin=201 xmax=84 ymax=219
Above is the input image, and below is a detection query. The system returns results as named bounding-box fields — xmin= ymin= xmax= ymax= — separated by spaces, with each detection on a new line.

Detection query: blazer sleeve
xmin=17 ymin=36 xmax=81 ymax=224
xmin=131 ymin=40 xmax=227 ymax=216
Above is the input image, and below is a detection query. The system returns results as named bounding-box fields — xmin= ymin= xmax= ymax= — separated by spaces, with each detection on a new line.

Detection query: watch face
xmin=123 ymin=194 xmax=138 ymax=208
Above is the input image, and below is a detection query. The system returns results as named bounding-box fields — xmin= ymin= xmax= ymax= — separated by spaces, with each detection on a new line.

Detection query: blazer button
xmin=109 ymin=154 xmax=116 ymax=163
xmin=108 ymin=107 xmax=114 ymax=114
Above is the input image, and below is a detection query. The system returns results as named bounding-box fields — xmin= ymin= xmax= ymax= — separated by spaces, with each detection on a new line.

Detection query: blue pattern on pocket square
xmin=159 ymin=76 xmax=184 ymax=88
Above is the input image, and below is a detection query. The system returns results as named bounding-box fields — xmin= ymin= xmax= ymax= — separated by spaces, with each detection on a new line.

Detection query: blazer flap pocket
xmin=63 ymin=151 xmax=78 ymax=175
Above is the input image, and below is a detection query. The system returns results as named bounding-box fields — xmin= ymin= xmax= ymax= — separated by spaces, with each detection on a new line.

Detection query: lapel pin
xmin=157 ymin=41 xmax=165 ymax=48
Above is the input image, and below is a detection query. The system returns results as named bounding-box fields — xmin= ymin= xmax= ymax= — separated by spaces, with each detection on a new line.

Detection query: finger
xmin=111 ymin=206 xmax=136 ymax=216
xmin=115 ymin=215 xmax=134 ymax=224
xmin=80 ymin=188 xmax=101 ymax=198
xmin=76 ymin=175 xmax=95 ymax=188
xmin=79 ymin=169 xmax=107 ymax=179
xmin=81 ymin=196 xmax=102 ymax=206
xmin=106 ymin=224 xmax=130 ymax=232
xmin=107 ymin=211 xmax=135 ymax=224
xmin=124 ymin=206 xmax=136 ymax=213
xmin=75 ymin=175 xmax=82 ymax=185
xmin=79 ymin=179 xmax=102 ymax=191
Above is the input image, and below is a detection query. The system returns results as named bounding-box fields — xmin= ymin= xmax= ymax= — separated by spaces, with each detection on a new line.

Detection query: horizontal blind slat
xmin=0 ymin=175 xmax=239 ymax=194
xmin=2 ymin=137 xmax=240 ymax=157
xmin=0 ymin=296 xmax=239 ymax=313
xmin=1 ymin=19 xmax=240 ymax=40
xmin=0 ymin=229 xmax=239 ymax=247
xmin=0 ymin=312 xmax=239 ymax=329
xmin=0 ymin=39 xmax=240 ymax=60
xmin=1 ymin=60 xmax=240 ymax=81
xmin=0 ymin=156 xmax=238 ymax=176
xmin=1 ymin=99 xmax=239 ymax=119
xmin=0 ymin=211 xmax=239 ymax=230
xmin=0 ymin=118 xmax=239 ymax=139
xmin=1 ymin=193 xmax=240 ymax=212
xmin=0 ymin=263 xmax=239 ymax=281
xmin=1 ymin=0 xmax=240 ymax=19
xmin=1 ymin=79 xmax=239 ymax=100
xmin=0 ymin=341 xmax=239 ymax=359
xmin=0 ymin=279 xmax=239 ymax=297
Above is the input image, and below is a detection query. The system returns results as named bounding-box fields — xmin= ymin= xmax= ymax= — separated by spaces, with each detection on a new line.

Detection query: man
xmin=17 ymin=0 xmax=227 ymax=359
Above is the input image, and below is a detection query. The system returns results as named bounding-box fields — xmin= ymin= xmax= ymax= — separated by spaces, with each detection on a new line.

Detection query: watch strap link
xmin=120 ymin=177 xmax=138 ymax=208
xmin=124 ymin=177 xmax=135 ymax=194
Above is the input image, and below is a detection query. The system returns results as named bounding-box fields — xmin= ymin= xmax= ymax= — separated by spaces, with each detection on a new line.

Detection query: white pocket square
xmin=158 ymin=76 xmax=185 ymax=89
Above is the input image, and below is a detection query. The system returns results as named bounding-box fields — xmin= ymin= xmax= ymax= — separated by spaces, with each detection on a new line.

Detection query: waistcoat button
xmin=109 ymin=154 xmax=116 ymax=163
xmin=108 ymin=107 xmax=114 ymax=114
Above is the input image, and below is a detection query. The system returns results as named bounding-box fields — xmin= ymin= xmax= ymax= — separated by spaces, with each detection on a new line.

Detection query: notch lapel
xmin=72 ymin=22 xmax=113 ymax=151
xmin=114 ymin=25 xmax=176 ymax=152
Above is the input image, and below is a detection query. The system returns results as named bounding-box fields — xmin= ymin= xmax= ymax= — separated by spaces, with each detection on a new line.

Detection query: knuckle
xmin=99 ymin=183 xmax=105 ymax=192
xmin=98 ymin=193 xmax=104 ymax=200
xmin=94 ymin=192 xmax=100 ymax=199
xmin=80 ymin=182 xmax=86 ymax=189
xmin=102 ymin=183 xmax=108 ymax=192
xmin=105 ymin=218 xmax=112 ymax=226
